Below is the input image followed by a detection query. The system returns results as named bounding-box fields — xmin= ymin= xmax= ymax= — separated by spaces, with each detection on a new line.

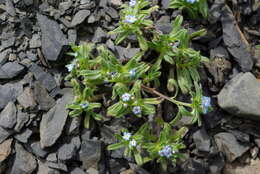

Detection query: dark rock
xmin=0 ymin=62 xmax=25 ymax=79
xmin=0 ymin=82 xmax=23 ymax=109
xmin=218 ymin=72 xmax=260 ymax=119
xmin=228 ymin=130 xmax=250 ymax=143
xmin=100 ymin=125 xmax=116 ymax=144
xmin=10 ymin=142 xmax=37 ymax=174
xmin=29 ymin=63 xmax=57 ymax=91
xmin=71 ymin=168 xmax=87 ymax=174
xmin=161 ymin=0 xmax=170 ymax=9
xmin=38 ymin=160 xmax=61 ymax=174
xmin=192 ymin=128 xmax=211 ymax=152
xmin=1 ymin=37 xmax=15 ymax=50
xmin=40 ymin=89 xmax=73 ymax=148
xmin=92 ymin=27 xmax=107 ymax=43
xmin=48 ymin=162 xmax=68 ymax=172
xmin=68 ymin=29 xmax=77 ymax=44
xmin=57 ymin=136 xmax=80 ymax=161
xmin=71 ymin=10 xmax=91 ymax=27
xmin=79 ymin=140 xmax=102 ymax=170
xmin=0 ymin=49 xmax=9 ymax=65
xmin=0 ymin=102 xmax=17 ymax=129
xmin=14 ymin=110 xmax=29 ymax=132
xmin=208 ymin=0 xmax=225 ymax=24
xmin=0 ymin=138 xmax=12 ymax=163
xmin=37 ymin=14 xmax=68 ymax=61
xmin=209 ymin=154 xmax=225 ymax=174
xmin=221 ymin=5 xmax=253 ymax=72
xmin=29 ymin=34 xmax=41 ymax=48
xmin=6 ymin=0 xmax=16 ymax=16
xmin=33 ymin=81 xmax=56 ymax=111
xmin=155 ymin=16 xmax=172 ymax=34
xmin=31 ymin=141 xmax=49 ymax=158
xmin=214 ymin=132 xmax=250 ymax=162
xmin=14 ymin=128 xmax=32 ymax=143
xmin=180 ymin=159 xmax=206 ymax=174
xmin=17 ymin=87 xmax=37 ymax=110
xmin=65 ymin=116 xmax=81 ymax=135
xmin=0 ymin=126 xmax=13 ymax=144
xmin=210 ymin=46 xmax=230 ymax=59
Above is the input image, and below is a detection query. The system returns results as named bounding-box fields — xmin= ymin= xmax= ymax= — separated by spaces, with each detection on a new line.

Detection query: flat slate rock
xmin=0 ymin=102 xmax=17 ymax=129
xmin=40 ymin=89 xmax=74 ymax=148
xmin=0 ymin=62 xmax=25 ymax=79
xmin=37 ymin=14 xmax=68 ymax=61
xmin=10 ymin=142 xmax=37 ymax=174
xmin=218 ymin=72 xmax=260 ymax=119
xmin=29 ymin=63 xmax=57 ymax=91
xmin=0 ymin=82 xmax=23 ymax=110
xmin=0 ymin=138 xmax=13 ymax=163
xmin=214 ymin=132 xmax=249 ymax=162
xmin=221 ymin=5 xmax=253 ymax=72
xmin=71 ymin=10 xmax=90 ymax=27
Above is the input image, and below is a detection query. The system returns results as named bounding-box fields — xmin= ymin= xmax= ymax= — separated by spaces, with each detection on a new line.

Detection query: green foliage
xmin=65 ymin=0 xmax=212 ymax=171
xmin=169 ymin=0 xmax=208 ymax=19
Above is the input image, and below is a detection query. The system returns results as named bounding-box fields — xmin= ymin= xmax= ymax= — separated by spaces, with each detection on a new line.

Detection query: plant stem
xmin=141 ymin=84 xmax=191 ymax=107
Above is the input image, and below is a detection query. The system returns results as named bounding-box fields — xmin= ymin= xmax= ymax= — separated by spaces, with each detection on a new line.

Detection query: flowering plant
xmin=65 ymin=0 xmax=212 ymax=171
xmin=169 ymin=0 xmax=208 ymax=19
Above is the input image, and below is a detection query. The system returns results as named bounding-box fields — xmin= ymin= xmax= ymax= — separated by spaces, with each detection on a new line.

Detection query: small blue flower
xmin=201 ymin=96 xmax=211 ymax=114
xmin=132 ymin=106 xmax=141 ymax=115
xmin=129 ymin=0 xmax=136 ymax=7
xmin=186 ymin=0 xmax=197 ymax=3
xmin=129 ymin=139 xmax=137 ymax=147
xmin=122 ymin=93 xmax=131 ymax=102
xmin=124 ymin=15 xmax=137 ymax=24
xmin=123 ymin=132 xmax=131 ymax=141
xmin=158 ymin=145 xmax=173 ymax=158
xmin=171 ymin=41 xmax=180 ymax=49
xmin=65 ymin=64 xmax=74 ymax=72
xmin=80 ymin=102 xmax=89 ymax=109
xmin=129 ymin=69 xmax=136 ymax=78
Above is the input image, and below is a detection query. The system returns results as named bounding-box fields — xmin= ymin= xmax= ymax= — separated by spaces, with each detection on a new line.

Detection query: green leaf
xmin=198 ymin=0 xmax=208 ymax=19
xmin=137 ymin=35 xmax=148 ymax=51
xmin=189 ymin=29 xmax=207 ymax=39
xmin=134 ymin=153 xmax=143 ymax=165
xmin=163 ymin=55 xmax=174 ymax=64
xmin=107 ymin=102 xmax=127 ymax=117
xmin=171 ymin=15 xmax=183 ymax=34
xmin=84 ymin=114 xmax=90 ymax=128
xmin=107 ymin=142 xmax=124 ymax=150
xmin=115 ymin=32 xmax=130 ymax=45
xmin=142 ymin=104 xmax=155 ymax=115
xmin=143 ymin=98 xmax=162 ymax=105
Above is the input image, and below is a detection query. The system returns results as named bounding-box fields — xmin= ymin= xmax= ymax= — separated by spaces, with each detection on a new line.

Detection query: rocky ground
xmin=0 ymin=0 xmax=260 ymax=174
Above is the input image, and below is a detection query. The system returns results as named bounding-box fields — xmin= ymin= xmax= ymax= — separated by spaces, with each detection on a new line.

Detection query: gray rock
xmin=218 ymin=72 xmax=260 ymax=119
xmin=161 ymin=0 xmax=170 ymax=9
xmin=29 ymin=34 xmax=41 ymax=48
xmin=57 ymin=136 xmax=80 ymax=161
xmin=79 ymin=140 xmax=102 ymax=170
xmin=31 ymin=141 xmax=49 ymax=158
xmin=100 ymin=125 xmax=116 ymax=144
xmin=71 ymin=10 xmax=91 ymax=27
xmin=59 ymin=1 xmax=72 ymax=11
xmin=10 ymin=142 xmax=37 ymax=174
xmin=40 ymin=89 xmax=74 ymax=148
xmin=0 ymin=102 xmax=17 ymax=129
xmin=48 ymin=162 xmax=67 ymax=172
xmin=0 ymin=126 xmax=13 ymax=144
xmin=68 ymin=29 xmax=77 ymax=44
xmin=26 ymin=51 xmax=38 ymax=61
xmin=6 ymin=0 xmax=16 ymax=16
xmin=29 ymin=63 xmax=57 ymax=91
xmin=115 ymin=46 xmax=140 ymax=60
xmin=192 ymin=128 xmax=211 ymax=152
xmin=221 ymin=5 xmax=253 ymax=72
xmin=14 ymin=129 xmax=32 ymax=143
xmin=65 ymin=116 xmax=81 ymax=135
xmin=109 ymin=0 xmax=122 ymax=7
xmin=228 ymin=130 xmax=250 ymax=143
xmin=37 ymin=14 xmax=68 ymax=61
xmin=71 ymin=168 xmax=87 ymax=174
xmin=0 ymin=82 xmax=23 ymax=109
xmin=47 ymin=153 xmax=57 ymax=162
xmin=214 ymin=132 xmax=250 ymax=162
xmin=0 ymin=49 xmax=9 ymax=65
xmin=0 ymin=138 xmax=13 ymax=163
xmin=14 ymin=110 xmax=29 ymax=132
xmin=38 ymin=160 xmax=61 ymax=174
xmin=208 ymin=0 xmax=225 ymax=24
xmin=181 ymin=159 xmax=206 ymax=174
xmin=92 ymin=27 xmax=107 ymax=43
xmin=0 ymin=62 xmax=25 ymax=79
xmin=155 ymin=16 xmax=172 ymax=34
xmin=17 ymin=87 xmax=37 ymax=110
xmin=105 ymin=7 xmax=119 ymax=19
xmin=33 ymin=81 xmax=56 ymax=111
xmin=1 ymin=37 xmax=15 ymax=50
xmin=209 ymin=154 xmax=225 ymax=174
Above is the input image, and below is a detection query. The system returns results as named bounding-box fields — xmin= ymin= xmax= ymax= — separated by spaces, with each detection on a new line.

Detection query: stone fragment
xmin=14 ymin=110 xmax=29 ymax=132
xmin=10 ymin=142 xmax=37 ymax=174
xmin=221 ymin=5 xmax=253 ymax=72
xmin=29 ymin=34 xmax=41 ymax=48
xmin=31 ymin=142 xmax=49 ymax=158
xmin=37 ymin=160 xmax=61 ymax=174
xmin=0 ymin=127 xmax=13 ymax=144
xmin=92 ymin=27 xmax=107 ymax=43
xmin=223 ymin=159 xmax=260 ymax=174
xmin=192 ymin=128 xmax=211 ymax=152
xmin=40 ymin=89 xmax=73 ymax=148
xmin=218 ymin=72 xmax=260 ymax=119
xmin=0 ymin=82 xmax=23 ymax=109
xmin=0 ymin=62 xmax=25 ymax=79
xmin=0 ymin=102 xmax=16 ymax=129
xmin=17 ymin=87 xmax=37 ymax=110
xmin=0 ymin=138 xmax=12 ymax=163
xmin=214 ymin=132 xmax=250 ymax=162
xmin=71 ymin=10 xmax=90 ymax=27
xmin=37 ymin=14 xmax=68 ymax=61
xmin=14 ymin=128 xmax=32 ymax=143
